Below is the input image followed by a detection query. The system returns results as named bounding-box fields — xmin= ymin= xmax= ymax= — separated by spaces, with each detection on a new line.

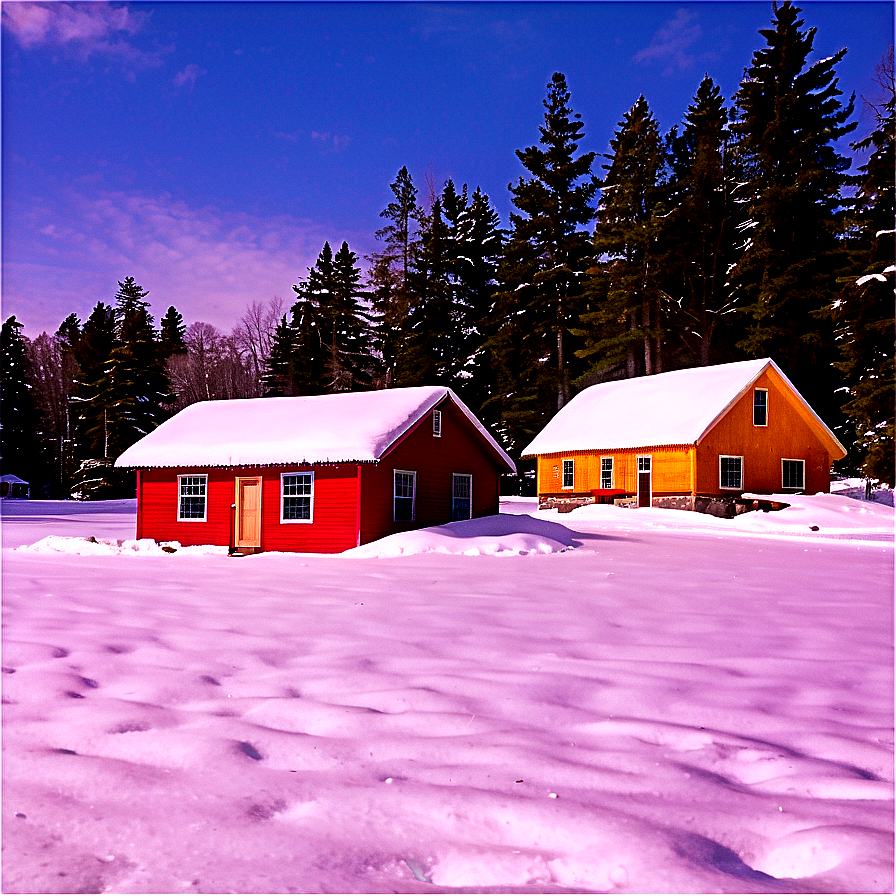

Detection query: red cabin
xmin=114 ymin=387 xmax=516 ymax=554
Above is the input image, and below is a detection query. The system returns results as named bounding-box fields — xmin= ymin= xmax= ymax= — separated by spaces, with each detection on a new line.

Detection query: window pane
xmin=394 ymin=472 xmax=415 ymax=521
xmin=720 ymin=457 xmax=742 ymax=489
xmin=452 ymin=474 xmax=471 ymax=521
xmin=562 ymin=460 xmax=574 ymax=488
xmin=638 ymin=456 xmax=651 ymax=472
xmin=179 ymin=476 xmax=206 ymax=519
xmin=754 ymin=390 xmax=768 ymax=426
xmin=601 ymin=458 xmax=613 ymax=489
xmin=282 ymin=473 xmax=312 ymax=520
xmin=782 ymin=460 xmax=804 ymax=489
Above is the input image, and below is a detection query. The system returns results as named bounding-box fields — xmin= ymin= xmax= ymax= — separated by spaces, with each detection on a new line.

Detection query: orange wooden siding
xmin=533 ymin=367 xmax=836 ymax=500
xmin=537 ymin=447 xmax=694 ymax=496
xmin=695 ymin=367 xmax=832 ymax=495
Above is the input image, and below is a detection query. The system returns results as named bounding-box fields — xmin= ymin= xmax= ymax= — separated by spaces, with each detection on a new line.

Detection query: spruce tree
xmin=490 ymin=72 xmax=597 ymax=451
xmin=368 ymin=167 xmax=422 ymax=386
xmin=831 ymin=48 xmax=895 ymax=482
xmin=108 ymin=277 xmax=170 ymax=453
xmin=730 ymin=0 xmax=856 ymax=418
xmin=662 ymin=77 xmax=742 ymax=367
xmin=72 ymin=302 xmax=118 ymax=459
xmin=262 ymin=316 xmax=301 ymax=396
xmin=159 ymin=306 xmax=188 ymax=357
xmin=330 ymin=241 xmax=374 ymax=390
xmin=1 ymin=316 xmax=39 ymax=483
xmin=577 ymin=96 xmax=667 ymax=381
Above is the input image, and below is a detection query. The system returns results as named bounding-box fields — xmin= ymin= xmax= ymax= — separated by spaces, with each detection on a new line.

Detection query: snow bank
xmin=18 ymin=535 xmax=227 ymax=557
xmin=343 ymin=513 xmax=581 ymax=557
xmin=562 ymin=492 xmax=893 ymax=542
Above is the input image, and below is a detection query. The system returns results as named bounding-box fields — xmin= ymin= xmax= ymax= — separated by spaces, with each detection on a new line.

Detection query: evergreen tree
xmin=729 ymin=0 xmax=856 ymax=419
xmin=490 ymin=72 xmax=598 ymax=451
xmin=1 ymin=316 xmax=39 ymax=483
xmin=577 ymin=96 xmax=667 ymax=381
xmin=330 ymin=241 xmax=374 ymax=390
xmin=71 ymin=302 xmax=117 ymax=459
xmin=662 ymin=77 xmax=742 ymax=367
xmin=107 ymin=277 xmax=170 ymax=453
xmin=831 ymin=48 xmax=895 ymax=482
xmin=159 ymin=306 xmax=188 ymax=357
xmin=262 ymin=316 xmax=301 ymax=396
xmin=368 ymin=166 xmax=423 ymax=386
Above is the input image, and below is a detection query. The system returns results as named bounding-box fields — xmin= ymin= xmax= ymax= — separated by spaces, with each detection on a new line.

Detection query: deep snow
xmin=1 ymin=495 xmax=892 ymax=894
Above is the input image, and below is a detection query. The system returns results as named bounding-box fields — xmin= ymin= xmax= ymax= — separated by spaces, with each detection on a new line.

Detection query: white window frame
xmin=393 ymin=469 xmax=417 ymax=522
xmin=562 ymin=458 xmax=575 ymax=490
xmin=280 ymin=471 xmax=314 ymax=523
xmin=781 ymin=458 xmax=805 ymax=491
xmin=753 ymin=388 xmax=768 ymax=427
xmin=719 ymin=455 xmax=743 ymax=490
xmin=432 ymin=409 xmax=442 ymax=438
xmin=177 ymin=474 xmax=208 ymax=522
xmin=600 ymin=456 xmax=614 ymax=490
xmin=451 ymin=473 xmax=473 ymax=521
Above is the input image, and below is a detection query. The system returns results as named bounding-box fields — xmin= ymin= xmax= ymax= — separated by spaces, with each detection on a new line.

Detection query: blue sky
xmin=2 ymin=1 xmax=892 ymax=337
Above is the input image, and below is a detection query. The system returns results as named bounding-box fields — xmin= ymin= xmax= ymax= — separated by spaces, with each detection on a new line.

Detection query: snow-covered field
xmin=2 ymin=495 xmax=893 ymax=894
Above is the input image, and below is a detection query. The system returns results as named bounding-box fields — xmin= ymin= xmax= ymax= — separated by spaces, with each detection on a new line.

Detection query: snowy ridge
xmin=114 ymin=386 xmax=515 ymax=471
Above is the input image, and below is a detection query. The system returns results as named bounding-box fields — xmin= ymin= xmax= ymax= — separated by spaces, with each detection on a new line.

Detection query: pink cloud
xmin=2 ymin=187 xmax=373 ymax=337
xmin=1 ymin=2 xmax=166 ymax=68
xmin=173 ymin=63 xmax=205 ymax=89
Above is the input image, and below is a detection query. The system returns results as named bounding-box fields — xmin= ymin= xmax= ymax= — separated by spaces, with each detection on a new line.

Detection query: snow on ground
xmin=1 ymin=496 xmax=893 ymax=893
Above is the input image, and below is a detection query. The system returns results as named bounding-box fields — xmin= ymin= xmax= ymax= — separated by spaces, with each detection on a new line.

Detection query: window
xmin=281 ymin=472 xmax=314 ymax=522
xmin=782 ymin=459 xmax=805 ymax=491
xmin=452 ymin=473 xmax=472 ymax=521
xmin=720 ymin=456 xmax=743 ymax=490
xmin=394 ymin=470 xmax=416 ymax=521
xmin=600 ymin=457 xmax=614 ymax=490
xmin=178 ymin=474 xmax=207 ymax=521
xmin=753 ymin=389 xmax=768 ymax=427
xmin=432 ymin=409 xmax=442 ymax=437
xmin=638 ymin=455 xmax=652 ymax=473
xmin=562 ymin=459 xmax=574 ymax=489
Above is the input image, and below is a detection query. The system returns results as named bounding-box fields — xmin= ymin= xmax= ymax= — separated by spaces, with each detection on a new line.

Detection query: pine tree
xmin=107 ymin=277 xmax=170 ymax=453
xmin=1 ymin=316 xmax=39 ymax=483
xmin=159 ymin=306 xmax=187 ymax=357
xmin=262 ymin=316 xmax=301 ymax=396
xmin=71 ymin=302 xmax=117 ymax=459
xmin=662 ymin=77 xmax=742 ymax=367
xmin=330 ymin=241 xmax=374 ymax=390
xmin=730 ymin=0 xmax=856 ymax=419
xmin=831 ymin=48 xmax=895 ymax=482
xmin=577 ymin=96 xmax=667 ymax=381
xmin=368 ymin=167 xmax=422 ymax=387
xmin=490 ymin=72 xmax=598 ymax=451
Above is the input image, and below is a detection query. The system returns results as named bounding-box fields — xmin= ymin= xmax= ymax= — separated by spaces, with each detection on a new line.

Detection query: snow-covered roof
xmin=115 ymin=386 xmax=516 ymax=471
xmin=521 ymin=358 xmax=846 ymax=457
xmin=0 ymin=474 xmax=29 ymax=485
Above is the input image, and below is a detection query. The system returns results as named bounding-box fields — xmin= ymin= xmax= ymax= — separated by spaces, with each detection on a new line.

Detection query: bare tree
xmin=232 ymin=297 xmax=283 ymax=395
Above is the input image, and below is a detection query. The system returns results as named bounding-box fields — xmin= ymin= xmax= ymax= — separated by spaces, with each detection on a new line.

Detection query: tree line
xmin=2 ymin=2 xmax=893 ymax=498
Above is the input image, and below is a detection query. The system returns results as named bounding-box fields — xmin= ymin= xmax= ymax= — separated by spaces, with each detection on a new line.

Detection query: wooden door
xmin=637 ymin=456 xmax=652 ymax=508
xmin=235 ymin=476 xmax=262 ymax=548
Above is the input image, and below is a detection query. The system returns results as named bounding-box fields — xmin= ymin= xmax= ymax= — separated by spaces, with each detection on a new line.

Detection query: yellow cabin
xmin=520 ymin=359 xmax=846 ymax=514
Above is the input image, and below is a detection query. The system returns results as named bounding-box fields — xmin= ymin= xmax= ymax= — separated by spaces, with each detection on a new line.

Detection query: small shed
xmin=521 ymin=358 xmax=846 ymax=513
xmin=115 ymin=386 xmax=516 ymax=553
xmin=0 ymin=474 xmax=30 ymax=499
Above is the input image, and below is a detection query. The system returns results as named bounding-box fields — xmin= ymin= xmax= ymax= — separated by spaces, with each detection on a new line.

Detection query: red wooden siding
xmin=138 ymin=464 xmax=360 ymax=553
xmin=359 ymin=397 xmax=502 ymax=545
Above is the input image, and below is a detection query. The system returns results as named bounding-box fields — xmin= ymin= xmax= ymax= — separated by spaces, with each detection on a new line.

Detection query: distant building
xmin=115 ymin=387 xmax=515 ymax=553
xmin=0 ymin=474 xmax=30 ymax=499
xmin=521 ymin=358 xmax=846 ymax=515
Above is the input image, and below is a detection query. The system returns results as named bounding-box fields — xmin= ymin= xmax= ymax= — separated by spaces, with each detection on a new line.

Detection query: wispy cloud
xmin=173 ymin=63 xmax=205 ymax=89
xmin=633 ymin=9 xmax=702 ymax=74
xmin=1 ymin=2 xmax=166 ymax=68
xmin=310 ymin=131 xmax=351 ymax=153
xmin=2 ymin=187 xmax=358 ymax=336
